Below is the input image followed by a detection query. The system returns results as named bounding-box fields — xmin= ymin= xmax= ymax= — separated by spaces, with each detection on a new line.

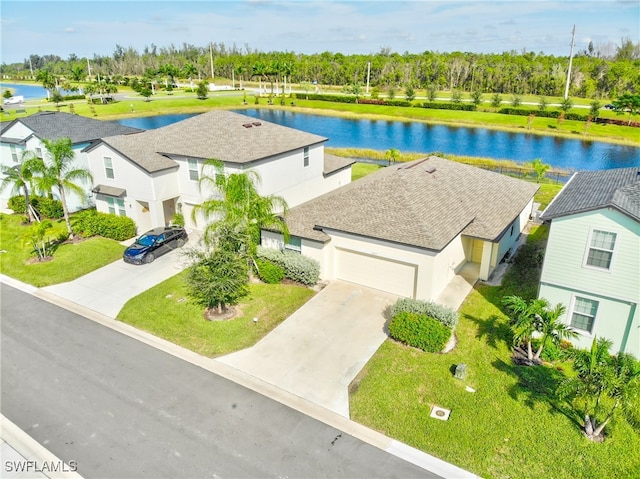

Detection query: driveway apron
xmin=42 ymin=248 xmax=191 ymax=318
xmin=217 ymin=281 xmax=397 ymax=417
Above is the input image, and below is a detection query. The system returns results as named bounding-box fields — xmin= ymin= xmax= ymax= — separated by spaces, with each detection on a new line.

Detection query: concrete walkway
xmin=218 ymin=281 xmax=398 ymax=417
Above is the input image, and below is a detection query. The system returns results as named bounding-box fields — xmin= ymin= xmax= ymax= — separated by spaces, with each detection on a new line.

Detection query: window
xmin=106 ymin=197 xmax=126 ymax=216
xmin=510 ymin=224 xmax=515 ymax=236
xmin=585 ymin=229 xmax=616 ymax=270
xmin=104 ymin=157 xmax=114 ymax=179
xmin=188 ymin=159 xmax=199 ymax=181
xmin=285 ymin=236 xmax=302 ymax=253
xmin=35 ymin=147 xmax=43 ymax=158
xmin=570 ymin=297 xmax=598 ymax=333
xmin=10 ymin=145 xmax=18 ymax=162
xmin=303 ymin=147 xmax=309 ymax=167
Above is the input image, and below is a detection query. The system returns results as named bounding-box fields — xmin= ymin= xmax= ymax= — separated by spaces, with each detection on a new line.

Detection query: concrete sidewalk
xmin=1 ymin=415 xmax=82 ymax=479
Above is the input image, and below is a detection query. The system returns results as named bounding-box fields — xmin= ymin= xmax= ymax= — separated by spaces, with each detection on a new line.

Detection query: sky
xmin=1 ymin=0 xmax=638 ymax=64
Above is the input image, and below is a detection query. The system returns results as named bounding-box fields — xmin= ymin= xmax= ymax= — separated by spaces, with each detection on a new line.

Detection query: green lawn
xmin=117 ymin=271 xmax=316 ymax=357
xmin=349 ymin=226 xmax=640 ymax=479
xmin=0 ymin=213 xmax=125 ymax=287
xmin=351 ymin=163 xmax=383 ymax=181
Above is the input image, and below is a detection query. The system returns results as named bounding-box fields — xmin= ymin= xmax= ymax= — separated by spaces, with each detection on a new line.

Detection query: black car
xmin=123 ymin=226 xmax=188 ymax=264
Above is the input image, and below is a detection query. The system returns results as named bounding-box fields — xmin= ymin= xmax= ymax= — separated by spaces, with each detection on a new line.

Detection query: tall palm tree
xmin=533 ymin=302 xmax=579 ymax=360
xmin=192 ymin=159 xmax=289 ymax=256
xmin=32 ymin=138 xmax=93 ymax=237
xmin=183 ymin=63 xmax=198 ymax=89
xmin=503 ymin=295 xmax=547 ymax=362
xmin=557 ymin=337 xmax=640 ymax=441
xmin=0 ymin=150 xmax=40 ymax=222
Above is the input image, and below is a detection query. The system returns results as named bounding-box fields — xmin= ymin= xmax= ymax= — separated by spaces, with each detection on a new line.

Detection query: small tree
xmin=490 ymin=93 xmax=502 ymax=108
xmin=589 ymin=100 xmax=601 ymax=119
xmin=139 ymin=87 xmax=152 ymax=101
xmin=185 ymin=223 xmax=250 ymax=316
xmin=426 ymin=84 xmax=437 ymax=102
xmin=196 ymin=81 xmax=208 ymax=100
xmin=557 ymin=337 xmax=640 ymax=441
xmin=511 ymin=94 xmax=522 ymax=107
xmin=22 ymin=219 xmax=55 ymax=261
xmin=451 ymin=90 xmax=462 ymax=103
xmin=471 ymin=90 xmax=483 ymax=108
xmin=526 ymin=158 xmax=551 ymax=183
xmin=559 ymin=97 xmax=573 ymax=113
xmin=538 ymin=96 xmax=548 ymax=111
xmin=405 ymin=85 xmax=415 ymax=102
xmin=612 ymin=93 xmax=640 ymax=125
xmin=387 ymin=86 xmax=396 ymax=100
xmin=385 ymin=148 xmax=400 ymax=165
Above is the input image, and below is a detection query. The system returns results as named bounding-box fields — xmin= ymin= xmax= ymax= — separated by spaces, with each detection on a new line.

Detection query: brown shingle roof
xmin=323 ymin=154 xmax=355 ymax=175
xmin=94 ymin=110 xmax=327 ymax=173
xmin=282 ymin=156 xmax=539 ymax=251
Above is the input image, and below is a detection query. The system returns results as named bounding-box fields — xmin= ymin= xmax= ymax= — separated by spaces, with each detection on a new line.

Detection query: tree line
xmin=2 ymin=38 xmax=639 ymax=99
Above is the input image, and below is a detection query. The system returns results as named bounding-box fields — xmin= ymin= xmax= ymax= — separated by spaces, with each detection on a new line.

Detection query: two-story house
xmin=539 ymin=167 xmax=640 ymax=357
xmin=0 ymin=111 xmax=141 ymax=213
xmin=84 ymin=109 xmax=353 ymax=232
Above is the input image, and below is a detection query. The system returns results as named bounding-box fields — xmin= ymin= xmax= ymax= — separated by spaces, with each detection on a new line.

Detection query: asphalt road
xmin=1 ymin=284 xmax=437 ymax=479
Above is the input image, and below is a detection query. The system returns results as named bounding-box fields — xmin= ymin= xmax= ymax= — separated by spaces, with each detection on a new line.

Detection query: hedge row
xmin=8 ymin=195 xmax=63 ymax=219
xmin=498 ymin=107 xmax=590 ymax=121
xmin=390 ymin=297 xmax=459 ymax=329
xmin=256 ymin=247 xmax=320 ymax=285
xmin=421 ymin=101 xmax=477 ymax=111
xmin=388 ymin=311 xmax=452 ymax=353
xmin=72 ymin=209 xmax=136 ymax=241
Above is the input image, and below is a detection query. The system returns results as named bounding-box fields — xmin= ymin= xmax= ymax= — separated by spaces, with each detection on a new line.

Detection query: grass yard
xmin=351 ymin=163 xmax=383 ymax=181
xmin=117 ymin=271 xmax=316 ymax=357
xmin=349 ymin=225 xmax=640 ymax=479
xmin=0 ymin=213 xmax=125 ymax=287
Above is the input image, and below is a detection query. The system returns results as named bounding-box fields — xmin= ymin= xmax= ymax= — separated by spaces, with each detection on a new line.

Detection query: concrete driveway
xmin=217 ymin=281 xmax=398 ymax=418
xmin=42 ymin=237 xmax=197 ymax=318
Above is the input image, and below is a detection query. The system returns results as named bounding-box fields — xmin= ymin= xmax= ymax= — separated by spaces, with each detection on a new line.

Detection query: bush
xmin=388 ymin=311 xmax=452 ymax=353
xmin=256 ymin=246 xmax=320 ymax=285
xmin=390 ymin=297 xmax=459 ymax=329
xmin=7 ymin=195 xmax=63 ymax=218
xmin=255 ymin=259 xmax=285 ymax=284
xmin=421 ymin=101 xmax=476 ymax=111
xmin=73 ymin=209 xmax=136 ymax=240
xmin=35 ymin=197 xmax=64 ymax=219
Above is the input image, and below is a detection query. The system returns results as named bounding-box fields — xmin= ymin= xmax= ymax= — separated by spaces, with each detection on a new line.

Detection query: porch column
xmin=479 ymin=241 xmax=493 ymax=281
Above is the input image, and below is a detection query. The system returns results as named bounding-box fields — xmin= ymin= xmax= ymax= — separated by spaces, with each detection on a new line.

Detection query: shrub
xmin=73 ymin=209 xmax=136 ymax=240
xmin=388 ymin=311 xmax=451 ymax=353
xmin=256 ymin=246 xmax=320 ymax=285
xmin=390 ymin=297 xmax=459 ymax=329
xmin=7 ymin=195 xmax=27 ymax=214
xmin=35 ymin=197 xmax=64 ymax=219
xmin=421 ymin=101 xmax=476 ymax=111
xmin=171 ymin=213 xmax=185 ymax=227
xmin=255 ymin=259 xmax=285 ymax=284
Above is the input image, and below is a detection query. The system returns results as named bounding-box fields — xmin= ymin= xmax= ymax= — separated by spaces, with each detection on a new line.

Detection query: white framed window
xmin=570 ymin=296 xmax=598 ymax=334
xmin=188 ymin=159 xmax=199 ymax=181
xmin=303 ymin=147 xmax=309 ymax=167
xmin=285 ymin=236 xmax=302 ymax=254
xmin=35 ymin=147 xmax=43 ymax=158
xmin=104 ymin=157 xmax=114 ymax=179
xmin=10 ymin=145 xmax=19 ymax=162
xmin=584 ymin=229 xmax=616 ymax=270
xmin=106 ymin=197 xmax=126 ymax=216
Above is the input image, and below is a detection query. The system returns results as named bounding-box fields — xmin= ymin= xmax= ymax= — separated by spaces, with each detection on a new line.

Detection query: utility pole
xmin=366 ymin=62 xmax=371 ymax=94
xmin=209 ymin=43 xmax=214 ymax=80
xmin=564 ymin=25 xmax=575 ymax=100
xmin=87 ymin=58 xmax=92 ymax=79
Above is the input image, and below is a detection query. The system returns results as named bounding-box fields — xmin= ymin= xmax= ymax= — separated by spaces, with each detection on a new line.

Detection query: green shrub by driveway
xmin=388 ymin=311 xmax=451 ymax=352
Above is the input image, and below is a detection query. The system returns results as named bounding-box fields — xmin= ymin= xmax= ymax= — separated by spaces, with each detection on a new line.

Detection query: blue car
xmin=123 ymin=226 xmax=188 ymax=264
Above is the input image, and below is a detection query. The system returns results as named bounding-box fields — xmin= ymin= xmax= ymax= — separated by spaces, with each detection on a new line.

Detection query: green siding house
xmin=539 ymin=167 xmax=640 ymax=357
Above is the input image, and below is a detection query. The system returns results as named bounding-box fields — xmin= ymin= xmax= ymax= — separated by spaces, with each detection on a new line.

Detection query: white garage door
xmin=335 ymin=248 xmax=417 ymax=298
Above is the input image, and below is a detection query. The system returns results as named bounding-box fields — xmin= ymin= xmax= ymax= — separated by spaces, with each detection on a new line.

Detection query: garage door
xmin=335 ymin=248 xmax=417 ymax=298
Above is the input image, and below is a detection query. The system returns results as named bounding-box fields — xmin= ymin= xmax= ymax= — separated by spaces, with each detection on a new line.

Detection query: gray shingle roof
xmin=96 ymin=109 xmax=328 ymax=173
xmin=323 ymin=154 xmax=355 ymax=175
xmin=541 ymin=167 xmax=640 ymax=222
xmin=0 ymin=111 xmax=141 ymax=144
xmin=281 ymin=156 xmax=539 ymax=251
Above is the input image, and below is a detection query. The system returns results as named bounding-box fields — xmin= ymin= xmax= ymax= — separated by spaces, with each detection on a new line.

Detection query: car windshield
xmin=135 ymin=234 xmax=157 ymax=246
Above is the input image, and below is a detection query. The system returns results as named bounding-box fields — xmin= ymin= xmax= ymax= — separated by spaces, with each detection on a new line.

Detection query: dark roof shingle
xmin=541 ymin=167 xmax=640 ymax=221
xmin=0 ymin=111 xmax=141 ymax=144
xmin=97 ymin=110 xmax=328 ymax=173
xmin=282 ymin=156 xmax=539 ymax=250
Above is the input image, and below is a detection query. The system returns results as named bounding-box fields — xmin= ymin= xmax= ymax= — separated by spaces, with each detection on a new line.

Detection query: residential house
xmin=0 ymin=111 xmax=141 ymax=212
xmin=262 ymin=156 xmax=539 ymax=302
xmin=84 ymin=110 xmax=353 ymax=232
xmin=539 ymin=167 xmax=640 ymax=357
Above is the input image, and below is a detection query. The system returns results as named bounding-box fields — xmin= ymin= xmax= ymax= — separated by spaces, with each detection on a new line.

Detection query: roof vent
xmin=424 ymin=166 xmax=436 ymax=174
xmin=242 ymin=123 xmax=253 ymax=128
xmin=252 ymin=121 xmax=262 ymax=127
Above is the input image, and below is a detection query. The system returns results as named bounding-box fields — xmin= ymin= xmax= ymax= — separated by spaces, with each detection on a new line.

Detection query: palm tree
xmin=183 ymin=63 xmax=198 ymax=89
xmin=0 ymin=150 xmax=40 ymax=222
xmin=503 ymin=295 xmax=547 ymax=363
xmin=31 ymin=138 xmax=93 ymax=237
xmin=527 ymin=158 xmax=550 ymax=183
xmin=533 ymin=302 xmax=579 ymax=361
xmin=557 ymin=337 xmax=640 ymax=441
xmin=385 ymin=148 xmax=400 ymax=165
xmin=36 ymin=69 xmax=57 ymax=99
xmin=192 ymin=159 xmax=289 ymax=257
